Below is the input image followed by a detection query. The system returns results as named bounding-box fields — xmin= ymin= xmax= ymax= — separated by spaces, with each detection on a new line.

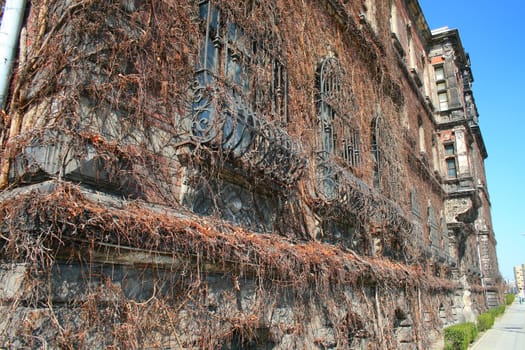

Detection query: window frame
xmin=434 ymin=65 xmax=445 ymax=81
xmin=438 ymin=91 xmax=449 ymax=111
xmin=317 ymin=56 xmax=361 ymax=168
xmin=444 ymin=142 xmax=458 ymax=178
xmin=196 ymin=0 xmax=288 ymax=124
xmin=434 ymin=65 xmax=449 ymax=111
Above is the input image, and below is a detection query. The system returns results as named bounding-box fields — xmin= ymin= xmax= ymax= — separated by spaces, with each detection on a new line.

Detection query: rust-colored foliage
xmin=0 ymin=0 xmax=466 ymax=348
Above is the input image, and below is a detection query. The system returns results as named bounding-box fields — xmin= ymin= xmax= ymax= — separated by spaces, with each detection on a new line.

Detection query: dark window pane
xmin=446 ymin=158 xmax=457 ymax=177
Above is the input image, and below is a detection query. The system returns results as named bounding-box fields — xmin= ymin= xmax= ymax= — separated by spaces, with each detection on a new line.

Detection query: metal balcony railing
xmin=190 ymin=81 xmax=306 ymax=185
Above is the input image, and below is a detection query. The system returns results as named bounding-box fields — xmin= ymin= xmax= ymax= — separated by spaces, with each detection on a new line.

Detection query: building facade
xmin=515 ymin=264 xmax=525 ymax=296
xmin=428 ymin=26 xmax=501 ymax=308
xmin=0 ymin=0 xmax=502 ymax=348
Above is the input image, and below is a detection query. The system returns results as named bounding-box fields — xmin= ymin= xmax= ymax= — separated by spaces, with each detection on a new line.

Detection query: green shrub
xmin=477 ymin=312 xmax=494 ymax=332
xmin=488 ymin=305 xmax=505 ymax=318
xmin=505 ymin=294 xmax=515 ymax=305
xmin=468 ymin=322 xmax=479 ymax=342
xmin=444 ymin=322 xmax=478 ymax=350
xmin=443 ymin=343 xmax=454 ymax=350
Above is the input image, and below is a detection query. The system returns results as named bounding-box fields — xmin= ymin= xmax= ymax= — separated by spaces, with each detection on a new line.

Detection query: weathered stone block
xmin=0 ymin=264 xmax=27 ymax=301
xmin=396 ymin=326 xmax=414 ymax=343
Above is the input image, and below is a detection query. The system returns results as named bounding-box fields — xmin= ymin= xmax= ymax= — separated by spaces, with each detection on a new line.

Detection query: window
xmin=317 ymin=56 xmax=361 ymax=167
xmin=434 ymin=66 xmax=445 ymax=81
xmin=444 ymin=143 xmax=455 ymax=156
xmin=318 ymin=56 xmax=340 ymax=157
xmin=190 ymin=1 xmax=306 ymax=185
xmin=270 ymin=60 xmax=288 ymax=125
xmin=196 ymin=0 xmax=287 ymax=122
xmin=434 ymin=65 xmax=448 ymax=111
xmin=390 ymin=3 xmax=399 ymax=36
xmin=444 ymin=143 xmax=457 ymax=178
xmin=198 ymin=1 xmax=220 ymax=80
xmin=192 ymin=1 xmax=291 ymax=157
xmin=316 ymin=56 xmax=360 ymax=199
xmin=342 ymin=129 xmax=361 ymax=167
xmin=407 ymin=25 xmax=417 ymax=69
xmin=446 ymin=158 xmax=457 ymax=178
xmin=436 ymin=81 xmax=446 ymax=91
xmin=197 ymin=1 xmax=252 ymax=96
xmin=438 ymin=92 xmax=449 ymax=111
xmin=364 ymin=0 xmax=377 ymax=31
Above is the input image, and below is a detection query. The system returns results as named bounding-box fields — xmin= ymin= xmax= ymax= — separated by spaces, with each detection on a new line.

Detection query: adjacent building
xmin=515 ymin=264 xmax=525 ymax=295
xmin=429 ymin=26 xmax=501 ymax=307
xmin=0 ymin=0 xmax=503 ymax=348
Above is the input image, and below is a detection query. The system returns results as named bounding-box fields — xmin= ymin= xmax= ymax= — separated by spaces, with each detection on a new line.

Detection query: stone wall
xmin=0 ymin=182 xmax=466 ymax=349
xmin=0 ymin=256 xmax=458 ymax=349
xmin=0 ymin=0 xmax=502 ymax=348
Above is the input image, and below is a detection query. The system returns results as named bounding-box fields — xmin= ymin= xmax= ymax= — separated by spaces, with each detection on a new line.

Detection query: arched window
xmin=317 ymin=56 xmax=361 ymax=166
xmin=315 ymin=56 xmax=361 ymax=199
xmin=318 ymin=56 xmax=342 ymax=157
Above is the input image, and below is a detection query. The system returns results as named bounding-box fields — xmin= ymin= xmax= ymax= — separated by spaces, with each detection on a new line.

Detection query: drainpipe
xmin=0 ymin=0 xmax=27 ymax=110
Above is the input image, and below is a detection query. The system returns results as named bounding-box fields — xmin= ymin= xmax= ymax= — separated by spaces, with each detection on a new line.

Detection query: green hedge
xmin=444 ymin=322 xmax=478 ymax=350
xmin=477 ymin=312 xmax=494 ymax=332
xmin=488 ymin=305 xmax=505 ymax=318
xmin=477 ymin=306 xmax=505 ymax=332
xmin=505 ymin=294 xmax=515 ymax=305
xmin=445 ymin=305 xmax=507 ymax=349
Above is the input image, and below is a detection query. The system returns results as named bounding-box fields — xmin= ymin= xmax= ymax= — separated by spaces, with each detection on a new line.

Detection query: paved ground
xmin=470 ymin=301 xmax=525 ymax=350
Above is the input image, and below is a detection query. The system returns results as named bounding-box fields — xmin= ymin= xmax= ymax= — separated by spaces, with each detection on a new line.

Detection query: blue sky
xmin=419 ymin=0 xmax=525 ymax=281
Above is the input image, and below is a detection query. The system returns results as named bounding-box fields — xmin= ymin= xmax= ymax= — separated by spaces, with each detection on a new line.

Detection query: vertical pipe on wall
xmin=0 ymin=0 xmax=27 ymax=110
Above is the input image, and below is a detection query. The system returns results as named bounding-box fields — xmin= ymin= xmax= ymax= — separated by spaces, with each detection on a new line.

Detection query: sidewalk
xmin=470 ymin=301 xmax=525 ymax=350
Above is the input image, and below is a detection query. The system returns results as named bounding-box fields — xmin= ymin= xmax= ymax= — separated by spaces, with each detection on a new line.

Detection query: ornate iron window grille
xmin=191 ymin=1 xmax=304 ymax=185
xmin=190 ymin=85 xmax=305 ymax=184
xmin=316 ymin=56 xmax=361 ymax=199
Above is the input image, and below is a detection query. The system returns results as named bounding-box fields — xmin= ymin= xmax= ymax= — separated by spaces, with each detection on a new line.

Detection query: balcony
xmin=314 ymin=155 xmax=413 ymax=249
xmin=444 ymin=175 xmax=475 ymax=195
xmin=190 ymin=84 xmax=306 ymax=185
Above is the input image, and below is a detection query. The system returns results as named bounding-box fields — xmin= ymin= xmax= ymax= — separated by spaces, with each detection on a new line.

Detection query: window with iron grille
xmin=191 ymin=1 xmax=305 ymax=185
xmin=317 ymin=56 xmax=361 ymax=167
xmin=196 ymin=0 xmax=288 ymax=124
